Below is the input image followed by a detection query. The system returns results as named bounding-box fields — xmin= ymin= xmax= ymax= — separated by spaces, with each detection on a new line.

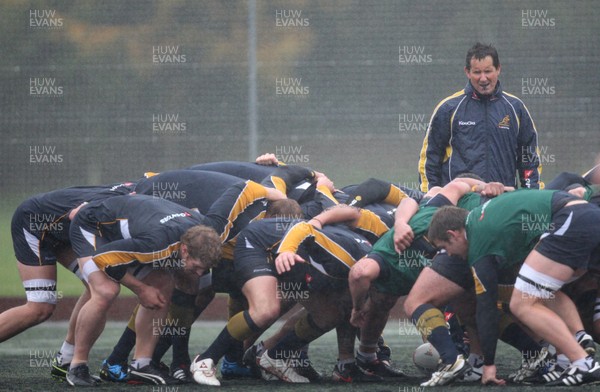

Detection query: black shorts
xmin=279 ymin=262 xmax=348 ymax=294
xmin=535 ymin=203 xmax=600 ymax=269
xmin=429 ymin=252 xmax=474 ymax=291
xmin=11 ymin=201 xmax=69 ymax=267
xmin=211 ymin=258 xmax=242 ymax=295
xmin=233 ymin=252 xmax=277 ymax=288
xmin=69 ymin=217 xmax=109 ymax=258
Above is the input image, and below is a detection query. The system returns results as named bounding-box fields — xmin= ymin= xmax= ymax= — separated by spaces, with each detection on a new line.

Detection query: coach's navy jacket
xmin=418 ymin=81 xmax=543 ymax=191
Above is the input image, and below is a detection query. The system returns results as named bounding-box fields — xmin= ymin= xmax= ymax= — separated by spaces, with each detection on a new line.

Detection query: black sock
xmin=268 ymin=330 xmax=310 ymax=360
xmin=152 ymin=334 xmax=173 ymax=365
xmin=223 ymin=340 xmax=245 ymax=364
xmin=170 ymin=329 xmax=192 ymax=367
xmin=412 ymin=304 xmax=458 ymax=364
xmin=201 ymin=327 xmax=239 ymax=362
xmin=107 ymin=326 xmax=136 ymax=365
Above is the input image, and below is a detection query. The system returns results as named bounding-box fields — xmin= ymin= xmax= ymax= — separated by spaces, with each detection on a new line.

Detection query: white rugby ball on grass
xmin=412 ymin=342 xmax=440 ymax=376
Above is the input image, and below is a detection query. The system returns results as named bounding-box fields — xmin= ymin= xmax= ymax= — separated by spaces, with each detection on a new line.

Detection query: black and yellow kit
xmin=233 ymin=218 xmax=372 ymax=290
xmin=71 ymin=179 xmax=269 ymax=280
xmin=11 ymin=182 xmax=136 ymax=266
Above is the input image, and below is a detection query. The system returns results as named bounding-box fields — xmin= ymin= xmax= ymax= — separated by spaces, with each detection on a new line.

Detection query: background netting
xmin=2 ymin=0 xmax=599 ymax=206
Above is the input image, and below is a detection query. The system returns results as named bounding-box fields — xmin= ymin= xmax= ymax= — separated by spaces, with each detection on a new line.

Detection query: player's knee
xmin=509 ymin=294 xmax=526 ymax=317
xmin=25 ymin=302 xmax=55 ymax=324
xmin=261 ymin=304 xmax=280 ymax=326
xmin=512 ymin=264 xmax=563 ymax=317
xmin=252 ymin=301 xmax=280 ymax=326
xmin=92 ymin=283 xmax=120 ymax=307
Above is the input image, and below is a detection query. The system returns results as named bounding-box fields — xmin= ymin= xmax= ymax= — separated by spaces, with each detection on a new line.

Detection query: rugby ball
xmin=412 ymin=342 xmax=440 ymax=375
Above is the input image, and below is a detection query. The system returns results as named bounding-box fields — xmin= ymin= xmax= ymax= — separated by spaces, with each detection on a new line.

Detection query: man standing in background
xmin=418 ymin=43 xmax=543 ymax=192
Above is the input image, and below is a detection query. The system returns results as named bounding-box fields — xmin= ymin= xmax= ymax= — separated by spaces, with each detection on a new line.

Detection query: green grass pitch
xmin=0 ymin=321 xmax=595 ymax=391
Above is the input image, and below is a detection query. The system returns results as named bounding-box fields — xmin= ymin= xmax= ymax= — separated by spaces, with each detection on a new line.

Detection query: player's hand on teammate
xmin=315 ymin=172 xmax=335 ymax=193
xmin=482 ymin=364 xmax=506 ymax=386
xmin=394 ymin=221 xmax=414 ymax=252
xmin=275 ymin=251 xmax=305 ymax=274
xmin=308 ymin=218 xmax=322 ymax=229
xmin=137 ymin=284 xmax=168 ymax=310
xmin=255 ymin=153 xmax=279 ymax=166
xmin=479 ymin=182 xmax=507 ymax=197
xmin=568 ymin=185 xmax=586 ymax=198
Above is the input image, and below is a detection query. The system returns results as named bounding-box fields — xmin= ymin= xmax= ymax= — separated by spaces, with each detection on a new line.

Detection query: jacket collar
xmin=465 ymin=80 xmax=502 ymax=101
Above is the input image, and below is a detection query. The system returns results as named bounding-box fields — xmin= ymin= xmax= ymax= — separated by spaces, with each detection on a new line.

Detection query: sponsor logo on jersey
xmin=458 ymin=121 xmax=476 ymax=126
xmin=159 ymin=211 xmax=191 ymax=224
xmin=110 ymin=182 xmax=134 ymax=191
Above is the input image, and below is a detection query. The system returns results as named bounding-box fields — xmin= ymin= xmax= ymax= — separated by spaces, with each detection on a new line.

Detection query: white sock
xmin=69 ymin=362 xmax=86 ymax=370
xmin=357 ymin=349 xmax=377 ymax=362
xmin=556 ymin=354 xmax=571 ymax=369
xmin=572 ymin=356 xmax=594 ymax=371
xmin=468 ymin=353 xmax=484 ymax=366
xmin=337 ymin=358 xmax=354 ymax=370
xmin=58 ymin=341 xmax=75 ymax=365
xmin=575 ymin=330 xmax=587 ymax=341
xmin=130 ymin=358 xmax=151 ymax=369
xmin=256 ymin=341 xmax=266 ymax=357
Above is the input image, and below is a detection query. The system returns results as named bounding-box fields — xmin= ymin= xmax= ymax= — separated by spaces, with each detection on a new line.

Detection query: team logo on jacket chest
xmin=498 ymin=115 xmax=511 ymax=130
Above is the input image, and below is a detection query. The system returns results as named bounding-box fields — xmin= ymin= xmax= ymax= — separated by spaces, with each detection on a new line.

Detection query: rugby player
xmin=260 ymin=205 xmax=401 ymax=383
xmin=0 ymin=183 xmax=136 ymax=381
xmin=97 ymin=170 xmax=271 ymax=382
xmin=191 ymin=201 xmax=396 ymax=385
xmin=428 ymin=189 xmax=600 ymax=386
xmin=66 ymin=177 xmax=283 ymax=386
xmin=397 ymin=181 xmax=549 ymax=386
xmin=348 ymin=178 xmax=507 ymax=385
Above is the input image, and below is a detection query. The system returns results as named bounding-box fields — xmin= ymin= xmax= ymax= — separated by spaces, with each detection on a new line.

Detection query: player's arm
xmin=304 ymin=176 xmax=341 ymax=218
xmin=441 ymin=178 xmax=508 ymax=205
xmin=418 ymin=105 xmax=451 ymax=192
xmin=471 ymin=255 xmax=505 ymax=385
xmin=275 ymin=221 xmax=357 ymax=274
xmin=393 ymin=197 xmax=419 ymax=252
xmin=516 ymin=104 xmax=543 ymax=189
xmin=308 ymin=204 xmax=389 ymax=240
xmin=255 ymin=153 xmax=281 ymax=166
xmin=261 ymin=165 xmax=315 ymax=195
xmin=205 ymin=180 xmax=282 ymax=242
xmin=348 ymin=257 xmax=381 ymax=328
xmin=567 ymin=185 xmax=587 ymax=199
xmin=89 ymin=236 xmax=170 ymax=309
xmin=120 ymin=272 xmax=167 ymax=310
xmin=345 ymin=178 xmax=414 ymax=208
xmin=308 ymin=204 xmax=360 ymax=228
